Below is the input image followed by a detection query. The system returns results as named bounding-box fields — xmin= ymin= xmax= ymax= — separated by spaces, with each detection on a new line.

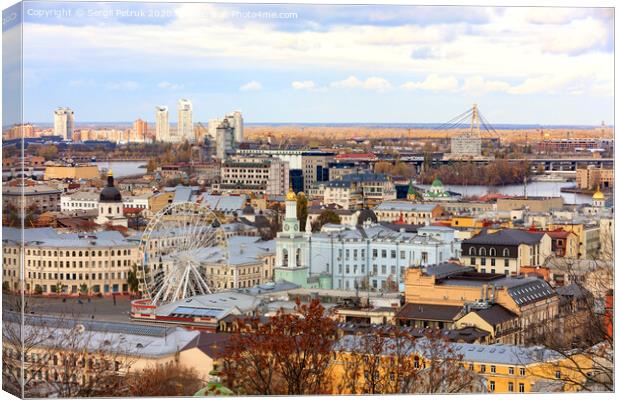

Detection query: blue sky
xmin=7 ymin=2 xmax=615 ymax=124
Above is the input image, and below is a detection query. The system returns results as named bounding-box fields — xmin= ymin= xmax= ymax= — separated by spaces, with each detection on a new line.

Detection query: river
xmin=417 ymin=181 xmax=592 ymax=205
xmin=93 ymin=162 xmax=591 ymax=204
xmin=95 ymin=161 xmax=146 ymax=178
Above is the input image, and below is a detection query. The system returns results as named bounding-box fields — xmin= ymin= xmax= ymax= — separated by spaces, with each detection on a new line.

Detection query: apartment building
xmin=460 ymin=229 xmax=552 ymax=276
xmin=2 ymin=227 xmax=139 ymax=295
xmin=218 ymin=158 xmax=289 ymax=196
xmin=323 ymin=172 xmax=396 ymax=210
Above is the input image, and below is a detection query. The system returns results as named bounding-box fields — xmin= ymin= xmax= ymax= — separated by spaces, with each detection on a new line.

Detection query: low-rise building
xmin=576 ymin=165 xmax=613 ymax=190
xmin=323 ymin=172 xmax=396 ymax=210
xmin=404 ymin=263 xmax=559 ymax=345
xmin=496 ymin=197 xmax=564 ymax=213
xmin=3 ymin=183 xmax=62 ymax=216
xmin=218 ymin=158 xmax=289 ymax=196
xmin=2 ymin=227 xmax=139 ymax=295
xmin=60 ymin=191 xmax=99 ymax=212
xmin=374 ymin=201 xmax=443 ymax=225
xmin=460 ymin=229 xmax=552 ymax=276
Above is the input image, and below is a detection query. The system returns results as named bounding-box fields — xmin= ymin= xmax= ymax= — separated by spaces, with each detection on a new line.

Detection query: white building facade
xmin=155 ymin=105 xmax=170 ymax=142
xmin=54 ymin=107 xmax=74 ymax=141
xmin=177 ymin=99 xmax=194 ymax=142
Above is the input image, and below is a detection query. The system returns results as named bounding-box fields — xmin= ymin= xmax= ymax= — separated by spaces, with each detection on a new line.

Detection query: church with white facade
xmin=275 ymin=189 xmax=461 ymax=291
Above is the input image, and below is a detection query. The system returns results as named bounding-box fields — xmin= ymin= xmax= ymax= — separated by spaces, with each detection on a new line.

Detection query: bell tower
xmin=275 ymin=188 xmax=309 ymax=286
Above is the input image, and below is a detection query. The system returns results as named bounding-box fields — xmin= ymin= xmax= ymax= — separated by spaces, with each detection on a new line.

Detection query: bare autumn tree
xmin=2 ymin=295 xmax=132 ymax=398
xmin=336 ymin=326 xmax=419 ymax=394
xmin=415 ymin=329 xmax=485 ymax=393
xmin=335 ymin=328 xmax=483 ymax=394
xmin=526 ymin=255 xmax=613 ymax=392
xmin=125 ymin=363 xmax=204 ymax=396
xmin=221 ymin=299 xmax=337 ymax=395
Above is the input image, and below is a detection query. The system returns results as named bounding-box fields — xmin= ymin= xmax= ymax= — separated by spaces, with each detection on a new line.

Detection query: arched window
xmin=469 ymin=247 xmax=475 ymax=256
xmin=282 ymin=249 xmax=288 ymax=267
xmin=296 ymin=248 xmax=302 ymax=266
xmin=490 ymin=248 xmax=496 ymax=256
xmin=503 ymin=248 xmax=510 ymax=257
xmin=108 ymin=207 xmax=112 ymax=214
xmin=479 ymin=247 xmax=486 ymax=256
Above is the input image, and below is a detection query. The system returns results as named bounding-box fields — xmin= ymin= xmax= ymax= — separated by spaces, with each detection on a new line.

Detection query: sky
xmin=5 ymin=1 xmax=615 ymax=125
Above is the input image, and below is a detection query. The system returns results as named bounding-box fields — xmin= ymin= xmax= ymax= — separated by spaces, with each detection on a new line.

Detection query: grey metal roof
xmin=469 ymin=304 xmax=518 ymax=326
xmin=335 ymin=335 xmax=562 ymax=365
xmin=464 ymin=229 xmax=545 ymax=246
xmin=375 ymin=201 xmax=437 ymax=212
xmin=5 ymin=312 xmax=199 ymax=358
xmin=3 ymin=227 xmax=133 ymax=248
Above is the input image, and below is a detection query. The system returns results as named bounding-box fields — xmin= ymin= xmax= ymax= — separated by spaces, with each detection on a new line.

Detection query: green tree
xmin=312 ymin=210 xmax=341 ymax=231
xmin=127 ymin=264 xmax=140 ymax=294
xmin=296 ymin=193 xmax=308 ymax=231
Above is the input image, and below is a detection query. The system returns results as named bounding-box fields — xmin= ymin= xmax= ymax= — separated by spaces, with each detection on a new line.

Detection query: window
xmin=508 ymin=367 xmax=514 ymax=375
xmin=489 ymin=247 xmax=496 ymax=256
xmin=469 ymin=247 xmax=475 ymax=256
xmin=555 ymin=371 xmax=561 ymax=379
xmin=480 ymin=257 xmax=486 ymax=266
xmin=470 ymin=257 xmax=476 ymax=265
xmin=491 ymin=258 xmax=496 ymax=266
xmin=489 ymin=381 xmax=495 ymax=392
xmin=490 ymin=365 xmax=496 ymax=373
xmin=479 ymin=364 xmax=486 ymax=373
xmin=479 ymin=247 xmax=486 ymax=256
xmin=508 ymin=382 xmax=514 ymax=392
xmin=504 ymin=258 xmax=509 ymax=267
xmin=503 ymin=248 xmax=510 ymax=257
xmin=519 ymin=383 xmax=525 ymax=393
xmin=519 ymin=368 xmax=525 ymax=376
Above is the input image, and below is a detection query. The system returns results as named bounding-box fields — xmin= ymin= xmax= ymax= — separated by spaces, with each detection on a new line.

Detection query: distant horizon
xmin=21 ymin=121 xmax=613 ymax=130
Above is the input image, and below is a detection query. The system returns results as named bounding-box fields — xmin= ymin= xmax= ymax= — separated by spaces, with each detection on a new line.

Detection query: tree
xmin=296 ymin=193 xmax=308 ymax=231
xmin=524 ymin=256 xmax=613 ymax=392
xmin=221 ymin=299 xmax=337 ymax=395
xmin=312 ymin=210 xmax=341 ymax=232
xmin=126 ymin=264 xmax=140 ymax=294
xmin=146 ymin=158 xmax=158 ymax=173
xmin=125 ymin=363 xmax=204 ymax=396
xmin=36 ymin=144 xmax=59 ymax=161
xmin=2 ymin=295 xmax=132 ymax=398
xmin=335 ymin=328 xmax=484 ymax=394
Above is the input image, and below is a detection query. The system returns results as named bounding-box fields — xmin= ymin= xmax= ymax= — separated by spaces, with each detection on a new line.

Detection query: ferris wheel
xmin=138 ymin=202 xmax=226 ymax=306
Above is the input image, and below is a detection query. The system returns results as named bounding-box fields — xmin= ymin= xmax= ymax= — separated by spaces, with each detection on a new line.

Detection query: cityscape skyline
xmin=5 ymin=2 xmax=614 ymax=125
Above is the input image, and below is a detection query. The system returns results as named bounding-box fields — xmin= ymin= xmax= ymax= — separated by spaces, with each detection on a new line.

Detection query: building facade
xmin=2 ymin=227 xmax=139 ymax=295
xmin=53 ymin=107 xmax=74 ymax=141
xmin=177 ymin=98 xmax=193 ymax=142
xmin=460 ymin=229 xmax=552 ymax=276
xmin=155 ymin=106 xmax=170 ymax=142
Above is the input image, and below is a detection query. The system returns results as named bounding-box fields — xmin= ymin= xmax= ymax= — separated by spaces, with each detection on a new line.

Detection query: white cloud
xmin=106 ymin=81 xmax=139 ymax=91
xmin=540 ymin=18 xmax=611 ymax=55
xmin=291 ymin=80 xmax=316 ymax=90
xmin=239 ymin=81 xmax=262 ymax=91
xmin=20 ymin=3 xmax=613 ymax=101
xmin=401 ymin=74 xmax=459 ymax=91
xmin=461 ymin=76 xmax=512 ymax=94
xmin=157 ymin=81 xmax=184 ymax=90
xmin=330 ymin=76 xmax=392 ymax=91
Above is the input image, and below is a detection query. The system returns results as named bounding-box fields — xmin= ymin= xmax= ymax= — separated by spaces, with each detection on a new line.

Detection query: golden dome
xmin=592 ymin=187 xmax=605 ymax=201
xmin=297 ymin=191 xmax=306 ymax=197
xmin=107 ymin=169 xmax=114 ymax=177
xmin=286 ymin=188 xmax=297 ymax=201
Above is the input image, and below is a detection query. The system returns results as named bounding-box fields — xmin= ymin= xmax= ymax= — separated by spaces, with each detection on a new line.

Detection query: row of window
xmin=468 ymin=247 xmax=511 ymax=257
xmin=470 ymin=257 xmax=510 ymax=268
xmin=26 ymin=271 xmax=126 ymax=281
xmin=25 ymin=249 xmax=132 ymax=257
xmin=26 ymin=259 xmax=131 ymax=268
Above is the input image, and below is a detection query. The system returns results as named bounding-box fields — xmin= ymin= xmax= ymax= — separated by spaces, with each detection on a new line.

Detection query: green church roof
xmin=431 ymin=178 xmax=443 ymax=187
